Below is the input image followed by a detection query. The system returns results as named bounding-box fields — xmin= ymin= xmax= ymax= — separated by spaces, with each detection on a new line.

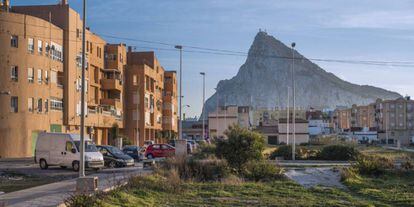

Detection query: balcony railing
xmin=101 ymin=79 xmax=122 ymax=91
xmin=100 ymin=98 xmax=122 ymax=109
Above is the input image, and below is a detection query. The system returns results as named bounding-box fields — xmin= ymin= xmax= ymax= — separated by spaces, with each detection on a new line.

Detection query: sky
xmin=15 ymin=0 xmax=414 ymax=118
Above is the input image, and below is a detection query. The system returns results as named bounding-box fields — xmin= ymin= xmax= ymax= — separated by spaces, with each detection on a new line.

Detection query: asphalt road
xmin=0 ymin=158 xmax=150 ymax=207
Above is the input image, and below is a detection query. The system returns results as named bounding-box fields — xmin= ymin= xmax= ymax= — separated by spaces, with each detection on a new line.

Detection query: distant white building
xmin=308 ymin=119 xmax=331 ymax=136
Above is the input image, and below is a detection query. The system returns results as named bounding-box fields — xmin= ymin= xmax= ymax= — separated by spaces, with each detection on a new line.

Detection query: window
xmin=11 ymin=97 xmax=18 ymax=113
xmin=28 ymin=38 xmax=34 ymax=53
xmin=45 ymin=70 xmax=49 ymax=84
xmin=76 ymin=29 xmax=80 ymax=38
xmin=37 ymin=98 xmax=43 ymax=112
xmin=11 ymin=66 xmax=18 ymax=81
xmin=133 ymin=75 xmax=138 ymax=86
xmin=37 ymin=69 xmax=42 ymax=83
xmin=45 ymin=42 xmax=50 ymax=55
xmin=50 ymin=98 xmax=63 ymax=111
xmin=28 ymin=68 xmax=34 ymax=83
xmin=28 ymin=98 xmax=34 ymax=112
xmin=45 ymin=99 xmax=49 ymax=112
xmin=66 ymin=141 xmax=74 ymax=151
xmin=10 ymin=35 xmax=18 ymax=48
xmin=38 ymin=40 xmax=43 ymax=54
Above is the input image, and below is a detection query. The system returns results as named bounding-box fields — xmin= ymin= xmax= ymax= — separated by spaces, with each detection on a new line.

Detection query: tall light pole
xmin=200 ymin=72 xmax=206 ymax=140
xmin=286 ymin=86 xmax=290 ymax=145
xmin=215 ymin=88 xmax=219 ymax=139
xmin=291 ymin=42 xmax=296 ymax=161
xmin=79 ymin=0 xmax=87 ymax=177
xmin=175 ymin=45 xmax=183 ymax=140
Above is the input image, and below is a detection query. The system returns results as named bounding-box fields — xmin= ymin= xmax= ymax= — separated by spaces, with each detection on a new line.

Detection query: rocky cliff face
xmin=202 ymin=32 xmax=401 ymax=117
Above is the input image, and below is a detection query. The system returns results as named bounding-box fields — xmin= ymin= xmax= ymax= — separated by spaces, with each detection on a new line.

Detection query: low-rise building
xmin=182 ymin=120 xmax=207 ymax=140
xmin=208 ymin=105 xmax=251 ymax=138
xmin=278 ymin=118 xmax=309 ymax=145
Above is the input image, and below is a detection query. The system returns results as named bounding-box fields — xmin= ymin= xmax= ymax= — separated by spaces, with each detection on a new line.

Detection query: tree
xmin=216 ymin=125 xmax=265 ymax=171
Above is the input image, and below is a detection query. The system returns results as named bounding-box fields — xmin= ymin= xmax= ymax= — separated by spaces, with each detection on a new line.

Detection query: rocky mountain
xmin=202 ymin=31 xmax=401 ymax=117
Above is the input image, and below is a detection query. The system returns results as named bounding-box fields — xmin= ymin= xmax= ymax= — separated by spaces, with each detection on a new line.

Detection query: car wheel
xmin=40 ymin=159 xmax=48 ymax=170
xmin=108 ymin=160 xmax=116 ymax=168
xmin=146 ymin=154 xmax=154 ymax=159
xmin=72 ymin=161 xmax=80 ymax=172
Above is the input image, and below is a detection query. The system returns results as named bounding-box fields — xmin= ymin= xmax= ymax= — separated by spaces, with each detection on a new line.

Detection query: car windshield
xmin=107 ymin=146 xmax=124 ymax=155
xmin=74 ymin=141 xmax=98 ymax=152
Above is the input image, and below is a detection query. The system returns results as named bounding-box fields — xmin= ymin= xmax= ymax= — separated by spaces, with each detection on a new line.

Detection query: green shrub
xmin=269 ymin=145 xmax=292 ymax=160
xmin=156 ymin=157 xmax=231 ymax=182
xmin=242 ymin=161 xmax=284 ymax=181
xmin=186 ymin=158 xmax=231 ymax=181
xmin=216 ymin=125 xmax=265 ymax=171
xmin=318 ymin=145 xmax=359 ymax=161
xmin=193 ymin=143 xmax=217 ymax=160
xmin=269 ymin=146 xmax=320 ymax=160
xmin=354 ymin=155 xmax=394 ymax=176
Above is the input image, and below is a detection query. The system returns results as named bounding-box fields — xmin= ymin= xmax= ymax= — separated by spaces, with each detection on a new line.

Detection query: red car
xmin=144 ymin=144 xmax=175 ymax=159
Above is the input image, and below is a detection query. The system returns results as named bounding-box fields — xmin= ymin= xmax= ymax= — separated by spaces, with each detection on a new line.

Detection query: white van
xmin=35 ymin=132 xmax=104 ymax=171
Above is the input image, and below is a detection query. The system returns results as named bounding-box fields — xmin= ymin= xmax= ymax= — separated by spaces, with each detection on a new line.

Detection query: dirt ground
xmin=284 ymin=167 xmax=345 ymax=189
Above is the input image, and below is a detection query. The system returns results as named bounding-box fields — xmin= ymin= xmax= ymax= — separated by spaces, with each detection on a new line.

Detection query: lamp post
xmin=200 ymin=72 xmax=206 ymax=140
xmin=79 ymin=0 xmax=87 ymax=177
xmin=175 ymin=45 xmax=183 ymax=140
xmin=291 ymin=42 xmax=296 ymax=161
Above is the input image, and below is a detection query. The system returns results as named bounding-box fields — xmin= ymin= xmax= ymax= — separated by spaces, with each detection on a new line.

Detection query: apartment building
xmin=0 ymin=1 xmax=125 ymax=158
xmin=124 ymin=50 xmax=174 ymax=146
xmin=162 ymin=71 xmax=178 ymax=138
xmin=0 ymin=4 xmax=65 ymax=158
xmin=333 ymin=108 xmax=352 ymax=130
xmin=375 ymin=97 xmax=414 ymax=145
xmin=252 ymin=107 xmax=306 ymax=127
xmin=208 ymin=105 xmax=251 ymax=138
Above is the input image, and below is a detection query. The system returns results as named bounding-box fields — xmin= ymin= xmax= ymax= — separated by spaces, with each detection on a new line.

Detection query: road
xmin=0 ymin=159 xmax=151 ymax=207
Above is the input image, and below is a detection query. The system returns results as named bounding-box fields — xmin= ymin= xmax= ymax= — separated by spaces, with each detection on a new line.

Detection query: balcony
xmin=101 ymin=79 xmax=122 ymax=91
xmin=100 ymin=98 xmax=122 ymax=109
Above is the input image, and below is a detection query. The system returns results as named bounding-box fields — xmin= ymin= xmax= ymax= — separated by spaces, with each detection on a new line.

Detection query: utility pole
xmin=175 ymin=45 xmax=183 ymax=139
xmin=215 ymin=89 xmax=219 ymax=138
xmin=79 ymin=0 xmax=87 ymax=177
xmin=291 ymin=42 xmax=296 ymax=161
xmin=286 ymin=86 xmax=290 ymax=145
xmin=200 ymin=72 xmax=206 ymax=140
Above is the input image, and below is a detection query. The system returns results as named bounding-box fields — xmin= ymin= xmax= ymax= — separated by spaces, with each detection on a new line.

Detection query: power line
xmin=1 ymin=17 xmax=414 ymax=67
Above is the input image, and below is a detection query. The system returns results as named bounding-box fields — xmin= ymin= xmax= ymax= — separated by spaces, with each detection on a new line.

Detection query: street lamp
xmin=200 ymin=72 xmax=206 ymax=140
xmin=175 ymin=45 xmax=183 ymax=140
xmin=291 ymin=42 xmax=296 ymax=161
xmin=79 ymin=0 xmax=87 ymax=177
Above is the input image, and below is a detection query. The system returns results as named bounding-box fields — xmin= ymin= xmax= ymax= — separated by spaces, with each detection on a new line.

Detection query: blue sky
xmin=16 ymin=0 xmax=414 ymax=117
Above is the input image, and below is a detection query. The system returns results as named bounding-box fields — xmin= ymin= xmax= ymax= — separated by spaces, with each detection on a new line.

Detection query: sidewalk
xmin=0 ymin=167 xmax=151 ymax=207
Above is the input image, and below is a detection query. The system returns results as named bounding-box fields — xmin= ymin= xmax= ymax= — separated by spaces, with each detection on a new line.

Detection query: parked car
xmin=97 ymin=145 xmax=135 ymax=168
xmin=187 ymin=140 xmax=199 ymax=150
xmin=168 ymin=140 xmax=193 ymax=154
xmin=122 ymin=145 xmax=144 ymax=161
xmin=145 ymin=144 xmax=175 ymax=159
xmin=35 ymin=132 xmax=104 ymax=171
xmin=144 ymin=140 xmax=155 ymax=148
